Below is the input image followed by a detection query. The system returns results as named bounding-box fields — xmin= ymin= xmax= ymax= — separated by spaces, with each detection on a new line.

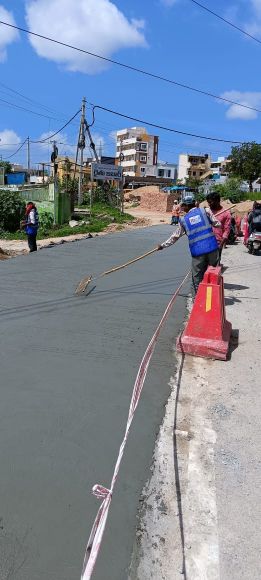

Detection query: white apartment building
xmin=116 ymin=127 xmax=158 ymax=177
xmin=144 ymin=162 xmax=177 ymax=180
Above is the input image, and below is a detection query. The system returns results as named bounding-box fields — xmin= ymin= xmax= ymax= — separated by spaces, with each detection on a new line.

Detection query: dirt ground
xmin=127 ymin=206 xmax=170 ymax=225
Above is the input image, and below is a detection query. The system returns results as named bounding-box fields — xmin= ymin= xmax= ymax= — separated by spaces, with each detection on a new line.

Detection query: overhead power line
xmin=0 ymin=81 xmax=81 ymax=124
xmin=0 ymin=95 xmax=60 ymax=120
xmin=0 ymin=19 xmax=260 ymax=115
xmin=2 ymin=138 xmax=28 ymax=160
xmin=31 ymin=109 xmax=81 ymax=143
xmin=188 ymin=0 xmax=261 ymax=45
xmin=0 ymin=81 xmax=65 ymax=117
xmin=90 ymin=103 xmax=244 ymax=144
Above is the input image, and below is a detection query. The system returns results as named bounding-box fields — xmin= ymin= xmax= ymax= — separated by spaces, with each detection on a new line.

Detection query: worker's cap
xmin=181 ymin=195 xmax=195 ymax=205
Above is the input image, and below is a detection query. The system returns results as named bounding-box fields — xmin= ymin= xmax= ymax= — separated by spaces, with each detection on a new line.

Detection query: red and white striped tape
xmin=81 ymin=269 xmax=191 ymax=580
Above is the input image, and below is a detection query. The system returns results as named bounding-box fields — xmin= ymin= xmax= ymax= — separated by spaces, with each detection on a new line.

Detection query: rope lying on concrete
xmin=80 ymin=269 xmax=191 ymax=580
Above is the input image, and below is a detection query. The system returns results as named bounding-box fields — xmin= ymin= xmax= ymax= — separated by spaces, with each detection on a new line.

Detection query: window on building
xmin=140 ymin=143 xmax=147 ymax=151
xmin=140 ymin=167 xmax=146 ymax=173
xmin=158 ymin=169 xmax=164 ymax=177
xmin=200 ymin=171 xmax=203 ymax=176
xmin=140 ymin=156 xmax=147 ymax=162
xmin=167 ymin=170 xmax=171 ymax=178
xmin=193 ymin=171 xmax=196 ymax=176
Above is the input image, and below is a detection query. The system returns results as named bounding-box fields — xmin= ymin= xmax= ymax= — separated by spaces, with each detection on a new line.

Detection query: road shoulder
xmin=130 ymin=241 xmax=261 ymax=580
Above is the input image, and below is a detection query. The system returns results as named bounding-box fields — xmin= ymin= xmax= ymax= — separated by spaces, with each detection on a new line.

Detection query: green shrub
xmin=38 ymin=208 xmax=54 ymax=233
xmin=0 ymin=190 xmax=25 ymax=232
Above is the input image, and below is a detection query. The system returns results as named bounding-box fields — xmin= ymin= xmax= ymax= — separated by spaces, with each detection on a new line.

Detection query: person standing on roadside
xmin=206 ymin=192 xmax=231 ymax=261
xmin=22 ymin=202 xmax=39 ymax=252
xmin=158 ymin=195 xmax=221 ymax=295
xmin=171 ymin=200 xmax=180 ymax=225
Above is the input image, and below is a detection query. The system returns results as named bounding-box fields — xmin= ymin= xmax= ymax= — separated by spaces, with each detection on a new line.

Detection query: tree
xmin=185 ymin=176 xmax=202 ymax=190
xmin=212 ymin=177 xmax=244 ymax=204
xmin=0 ymin=161 xmax=12 ymax=174
xmin=228 ymin=142 xmax=261 ymax=191
xmin=0 ymin=190 xmax=25 ymax=232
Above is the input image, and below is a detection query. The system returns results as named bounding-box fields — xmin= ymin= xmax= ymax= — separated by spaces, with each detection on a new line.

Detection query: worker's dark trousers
xmin=27 ymin=234 xmax=37 ymax=252
xmin=192 ymin=249 xmax=219 ymax=296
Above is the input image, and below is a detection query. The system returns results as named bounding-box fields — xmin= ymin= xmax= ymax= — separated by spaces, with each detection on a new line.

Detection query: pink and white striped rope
xmin=81 ymin=269 xmax=191 ymax=580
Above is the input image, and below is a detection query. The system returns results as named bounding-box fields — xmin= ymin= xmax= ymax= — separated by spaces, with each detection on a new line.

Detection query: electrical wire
xmin=0 ymin=19 xmax=260 ymax=115
xmin=31 ymin=109 xmax=81 ymax=143
xmin=90 ymin=103 xmax=245 ymax=144
xmin=2 ymin=138 xmax=28 ymax=160
xmin=0 ymin=96 xmax=60 ymax=120
xmin=0 ymin=81 xmax=66 ymax=118
xmin=0 ymin=81 xmax=82 ymax=126
xmin=188 ymin=0 xmax=261 ymax=45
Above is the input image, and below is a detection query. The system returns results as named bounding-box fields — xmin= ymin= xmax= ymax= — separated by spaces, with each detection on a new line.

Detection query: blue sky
xmin=1 ymin=0 xmax=261 ymax=167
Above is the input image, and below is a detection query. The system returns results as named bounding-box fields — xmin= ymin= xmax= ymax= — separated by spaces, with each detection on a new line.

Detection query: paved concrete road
xmin=0 ymin=226 xmax=190 ymax=580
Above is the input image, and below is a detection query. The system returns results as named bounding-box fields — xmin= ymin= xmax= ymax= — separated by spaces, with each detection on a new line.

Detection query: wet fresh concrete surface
xmin=0 ymin=226 xmax=190 ymax=580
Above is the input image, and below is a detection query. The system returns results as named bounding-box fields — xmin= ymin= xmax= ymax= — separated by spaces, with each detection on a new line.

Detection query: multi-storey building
xmin=178 ymin=153 xmax=211 ymax=183
xmin=116 ymin=127 xmax=158 ymax=177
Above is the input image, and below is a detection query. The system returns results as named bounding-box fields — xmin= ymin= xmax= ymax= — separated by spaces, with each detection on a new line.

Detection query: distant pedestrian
xmin=242 ymin=214 xmax=249 ymax=245
xmin=158 ymin=195 xmax=221 ymax=295
xmin=248 ymin=201 xmax=261 ymax=235
xmin=23 ymin=202 xmax=39 ymax=252
xmin=206 ymin=192 xmax=231 ymax=261
xmin=171 ymin=200 xmax=180 ymax=225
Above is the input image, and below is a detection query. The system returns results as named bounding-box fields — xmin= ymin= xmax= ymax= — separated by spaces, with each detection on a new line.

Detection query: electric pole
xmin=40 ymin=163 xmax=45 ymax=184
xmin=78 ymin=97 xmax=86 ymax=205
xmin=51 ymin=140 xmax=58 ymax=224
xmin=118 ymin=137 xmax=124 ymax=212
xmin=27 ymin=137 xmax=30 ymax=183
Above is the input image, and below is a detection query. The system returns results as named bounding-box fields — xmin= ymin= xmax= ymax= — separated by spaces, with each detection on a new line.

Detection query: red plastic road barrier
xmin=80 ymin=270 xmax=191 ymax=580
xmin=177 ymin=266 xmax=232 ymax=360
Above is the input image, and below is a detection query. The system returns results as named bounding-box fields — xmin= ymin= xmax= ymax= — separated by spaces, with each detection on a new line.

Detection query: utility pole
xmin=78 ymin=96 xmax=86 ymax=205
xmin=118 ymin=137 xmax=124 ymax=212
xmin=27 ymin=137 xmax=30 ymax=183
xmin=40 ymin=163 xmax=45 ymax=184
xmin=51 ymin=140 xmax=58 ymax=225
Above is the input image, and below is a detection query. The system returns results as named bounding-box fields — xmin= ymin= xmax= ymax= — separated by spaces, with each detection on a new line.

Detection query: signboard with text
xmin=91 ymin=163 xmax=123 ymax=182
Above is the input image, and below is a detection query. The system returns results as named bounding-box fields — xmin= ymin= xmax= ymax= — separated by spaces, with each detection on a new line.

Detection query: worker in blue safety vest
xmin=158 ymin=195 xmax=221 ymax=295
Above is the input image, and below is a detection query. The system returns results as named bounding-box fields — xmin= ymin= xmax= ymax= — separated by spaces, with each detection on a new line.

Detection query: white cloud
xmin=220 ymin=91 xmax=261 ymax=120
xmin=0 ymin=6 xmax=19 ymax=62
xmin=244 ymin=0 xmax=261 ymax=37
xmin=0 ymin=129 xmax=21 ymax=149
xmin=109 ymin=130 xmax=117 ymax=143
xmin=160 ymin=0 xmax=178 ymax=5
xmin=25 ymin=0 xmax=147 ymax=74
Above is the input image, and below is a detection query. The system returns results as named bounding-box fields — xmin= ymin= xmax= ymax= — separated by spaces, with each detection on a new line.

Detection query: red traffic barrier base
xmin=177 ymin=266 xmax=232 ymax=361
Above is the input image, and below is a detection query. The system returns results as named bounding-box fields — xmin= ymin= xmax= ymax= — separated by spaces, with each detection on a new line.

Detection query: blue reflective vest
xmin=25 ymin=208 xmax=39 ymax=235
xmin=180 ymin=207 xmax=218 ymax=257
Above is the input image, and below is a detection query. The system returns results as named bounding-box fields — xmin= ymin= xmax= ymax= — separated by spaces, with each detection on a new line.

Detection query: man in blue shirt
xmin=158 ymin=195 xmax=221 ymax=295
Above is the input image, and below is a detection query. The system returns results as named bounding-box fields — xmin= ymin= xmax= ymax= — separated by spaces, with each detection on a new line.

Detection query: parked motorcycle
xmin=247 ymin=231 xmax=261 ymax=255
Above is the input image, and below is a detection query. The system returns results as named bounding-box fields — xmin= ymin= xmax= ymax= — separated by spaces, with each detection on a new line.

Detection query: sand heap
xmin=200 ymin=198 xmax=261 ymax=217
xmin=125 ymin=186 xmax=178 ymax=212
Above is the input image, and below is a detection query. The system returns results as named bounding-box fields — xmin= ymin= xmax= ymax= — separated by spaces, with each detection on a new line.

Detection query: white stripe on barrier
xmin=81 ymin=269 xmax=191 ymax=580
